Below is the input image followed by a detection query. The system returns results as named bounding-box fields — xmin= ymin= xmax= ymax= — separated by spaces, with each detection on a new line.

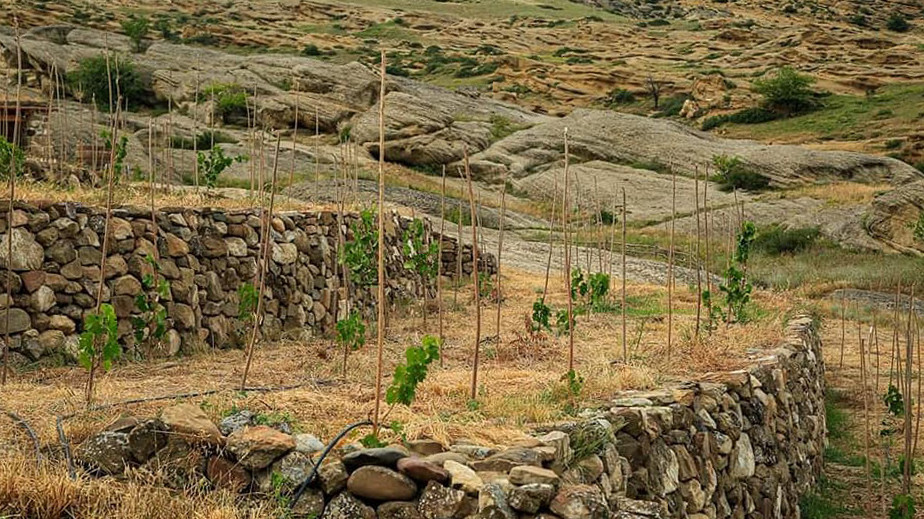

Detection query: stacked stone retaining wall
xmin=0 ymin=201 xmax=494 ymax=364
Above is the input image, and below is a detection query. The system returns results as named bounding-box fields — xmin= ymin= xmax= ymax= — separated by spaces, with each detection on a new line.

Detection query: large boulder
xmin=864 ymin=179 xmax=924 ymax=254
xmin=347 ymin=466 xmax=418 ymax=501
xmin=0 ymin=228 xmax=44 ymax=271
xmin=462 ymin=109 xmax=922 ymax=187
xmin=226 ymin=425 xmax=295 ymax=470
xmin=160 ymin=403 xmax=224 ymax=446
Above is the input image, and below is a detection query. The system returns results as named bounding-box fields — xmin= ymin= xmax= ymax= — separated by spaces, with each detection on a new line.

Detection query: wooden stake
xmin=464 ymin=150 xmax=481 ymax=401
xmin=314 ymin=106 xmax=320 ymax=190
xmin=667 ymin=166 xmax=676 ymax=361
xmin=455 ymin=197 xmax=462 ymax=307
xmin=240 ymin=133 xmax=281 ymax=391
xmin=542 ymin=170 xmax=558 ymax=301
xmin=2 ymin=23 xmax=22 ymax=386
xmin=621 ymin=187 xmax=627 ymax=363
xmin=902 ymin=286 xmax=914 ymax=493
xmin=373 ymin=52 xmax=387 ymax=433
xmin=703 ymin=168 xmax=711 ymax=296
xmin=495 ymin=172 xmax=507 ymax=340
xmin=840 ymin=292 xmax=847 ymax=369
xmin=694 ymin=166 xmax=702 ymax=340
xmin=563 ymin=129 xmax=574 ymax=373
xmin=438 ymin=166 xmax=446 ymax=366
xmin=289 ymin=78 xmax=299 ymax=187
xmin=860 ymin=331 xmax=872 ymax=511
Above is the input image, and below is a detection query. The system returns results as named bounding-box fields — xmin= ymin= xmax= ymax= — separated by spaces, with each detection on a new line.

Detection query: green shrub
xmin=654 ymin=94 xmax=689 ymax=117
xmin=197 ymin=145 xmax=247 ymax=189
xmin=753 ymin=225 xmax=820 ymax=255
xmin=605 ymin=88 xmax=635 ymax=107
xmin=701 ymin=107 xmax=778 ymax=131
xmin=169 ymin=130 xmax=235 ymax=150
xmin=200 ymin=83 xmax=249 ymax=122
xmin=0 ymin=136 xmax=24 ymax=178
xmin=121 ymin=15 xmax=149 ymax=53
xmin=711 ymin=154 xmax=771 ymax=192
xmin=752 ymin=66 xmax=817 ymax=114
xmin=886 ymin=12 xmax=910 ymax=32
xmin=68 ymin=55 xmax=149 ymax=111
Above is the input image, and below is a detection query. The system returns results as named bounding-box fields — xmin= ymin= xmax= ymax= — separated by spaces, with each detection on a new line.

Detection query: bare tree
xmin=645 ymin=74 xmax=663 ymax=109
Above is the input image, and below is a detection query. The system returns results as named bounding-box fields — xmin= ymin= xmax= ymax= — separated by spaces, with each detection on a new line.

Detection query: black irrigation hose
xmin=55 ymin=379 xmax=333 ymax=479
xmin=2 ymin=408 xmax=42 ymax=465
xmin=290 ymin=419 xmax=373 ymax=509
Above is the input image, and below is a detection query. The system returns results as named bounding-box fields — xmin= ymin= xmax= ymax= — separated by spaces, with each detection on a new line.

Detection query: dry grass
xmin=0 ymin=456 xmax=281 ymax=519
xmin=0 ymin=268 xmax=789 ymax=453
xmin=783 ymin=182 xmax=891 ymax=207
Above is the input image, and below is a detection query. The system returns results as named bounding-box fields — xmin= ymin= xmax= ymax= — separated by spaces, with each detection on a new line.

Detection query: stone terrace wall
xmin=72 ymin=317 xmax=825 ymax=519
xmin=0 ymin=201 xmax=494 ymax=365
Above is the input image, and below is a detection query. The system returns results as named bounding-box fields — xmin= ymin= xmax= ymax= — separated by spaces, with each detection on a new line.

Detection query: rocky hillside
xmin=1 ymin=20 xmax=922 ymax=253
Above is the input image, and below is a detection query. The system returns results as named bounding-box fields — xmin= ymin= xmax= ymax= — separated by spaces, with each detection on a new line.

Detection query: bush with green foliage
xmin=886 ymin=12 xmax=910 ymax=32
xmin=752 ymin=225 xmax=820 ymax=255
xmin=0 ymin=137 xmax=24 ymax=178
xmin=605 ymin=88 xmax=635 ymax=107
xmin=711 ymin=154 xmax=771 ymax=192
xmin=752 ymin=66 xmax=817 ymax=114
xmin=701 ymin=106 xmax=779 ymax=131
xmin=121 ymin=15 xmax=149 ymax=53
xmin=890 ymin=495 xmax=915 ymax=519
xmin=653 ymin=94 xmax=690 ymax=118
xmin=68 ymin=56 xmax=149 ymax=111
xmin=910 ymin=212 xmax=924 ymax=243
xmin=200 ymin=83 xmax=249 ymax=123
xmin=238 ymin=283 xmax=259 ymax=321
xmin=197 ymin=145 xmax=247 ymax=190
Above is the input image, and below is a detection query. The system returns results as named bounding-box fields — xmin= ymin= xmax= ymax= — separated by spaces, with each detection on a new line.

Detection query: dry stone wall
xmin=72 ymin=316 xmax=824 ymax=519
xmin=0 ymin=201 xmax=494 ymax=365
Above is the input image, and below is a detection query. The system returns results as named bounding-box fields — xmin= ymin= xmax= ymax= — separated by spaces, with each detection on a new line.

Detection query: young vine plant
xmin=719 ymin=221 xmax=756 ymax=323
xmin=132 ymin=255 xmax=170 ymax=347
xmin=197 ymin=145 xmax=247 ymax=190
xmin=78 ymin=304 xmax=121 ymax=375
xmin=341 ymin=208 xmax=378 ymax=286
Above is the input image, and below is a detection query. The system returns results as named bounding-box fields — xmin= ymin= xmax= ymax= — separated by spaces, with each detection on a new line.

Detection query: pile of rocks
xmin=73 ymin=317 xmax=825 ymax=519
xmin=0 ymin=201 xmax=494 ymax=366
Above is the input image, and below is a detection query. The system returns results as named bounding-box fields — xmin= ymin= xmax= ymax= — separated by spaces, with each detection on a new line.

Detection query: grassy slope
xmin=723 ymin=83 xmax=924 ymax=151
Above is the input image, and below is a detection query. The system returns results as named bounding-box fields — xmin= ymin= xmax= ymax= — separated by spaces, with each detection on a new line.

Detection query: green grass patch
xmin=725 ymin=83 xmax=924 ymax=141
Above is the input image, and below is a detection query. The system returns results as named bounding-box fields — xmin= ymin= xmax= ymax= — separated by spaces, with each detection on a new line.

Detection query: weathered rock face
xmin=461 ymin=108 xmax=922 ymax=187
xmin=0 ymin=202 xmax=494 ymax=364
xmin=864 ymin=179 xmax=924 ymax=254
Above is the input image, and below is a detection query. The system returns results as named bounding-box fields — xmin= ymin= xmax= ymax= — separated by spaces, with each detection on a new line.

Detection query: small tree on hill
xmin=752 ymin=66 xmax=816 ymax=114
xmin=886 ymin=12 xmax=910 ymax=32
xmin=121 ymin=15 xmax=149 ymax=53
xmin=68 ymin=56 xmax=147 ymax=111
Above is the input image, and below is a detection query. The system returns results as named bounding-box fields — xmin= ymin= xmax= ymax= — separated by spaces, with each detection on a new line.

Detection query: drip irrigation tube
xmin=2 ymin=408 xmax=42 ymax=465
xmin=290 ymin=419 xmax=372 ymax=509
xmin=55 ymin=378 xmax=333 ymax=479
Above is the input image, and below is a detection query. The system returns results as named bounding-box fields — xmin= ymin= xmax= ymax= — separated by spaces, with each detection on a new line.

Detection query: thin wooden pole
xmin=289 ymin=78 xmax=299 ymax=187
xmin=373 ymin=52 xmax=387 ymax=433
xmin=667 ymin=166 xmax=676 ymax=361
xmin=563 ymin=129 xmax=574 ymax=372
xmin=703 ymin=168 xmax=711 ymax=295
xmin=2 ymin=23 xmax=22 ymax=386
xmin=314 ymin=106 xmax=320 ymax=189
xmin=438 ymin=166 xmax=446 ymax=366
xmin=840 ymin=292 xmax=847 ymax=369
xmin=903 ymin=286 xmax=915 ymax=493
xmin=495 ymin=173 xmax=507 ymax=340
xmin=240 ymin=133 xmax=281 ymax=390
xmin=860 ymin=331 xmax=872 ymax=512
xmin=621 ymin=187 xmax=627 ymax=362
xmin=464 ymin=150 xmax=481 ymax=400
xmin=455 ymin=198 xmax=462 ymax=307
xmin=542 ymin=172 xmax=558 ymax=301
xmin=694 ymin=166 xmax=702 ymax=340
